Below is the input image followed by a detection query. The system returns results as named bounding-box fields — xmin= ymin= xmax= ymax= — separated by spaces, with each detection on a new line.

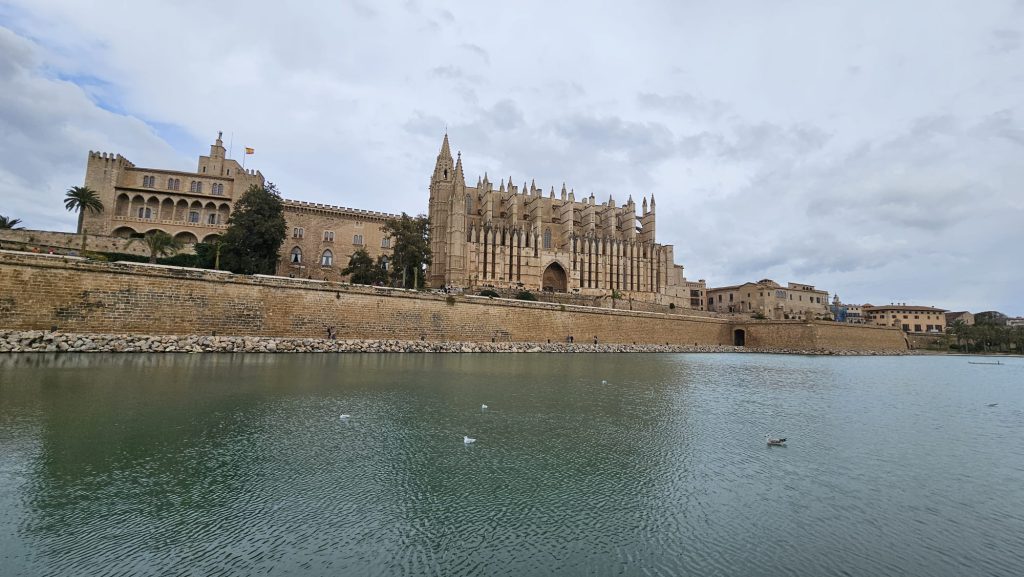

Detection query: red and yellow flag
xmin=244 ymin=147 xmax=254 ymax=155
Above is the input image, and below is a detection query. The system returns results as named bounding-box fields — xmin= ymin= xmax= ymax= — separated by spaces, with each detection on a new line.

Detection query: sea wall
xmin=0 ymin=251 xmax=907 ymax=352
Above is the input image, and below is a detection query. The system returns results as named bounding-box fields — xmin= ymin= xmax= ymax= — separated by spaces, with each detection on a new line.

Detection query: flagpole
xmin=228 ymin=132 xmax=234 ymax=159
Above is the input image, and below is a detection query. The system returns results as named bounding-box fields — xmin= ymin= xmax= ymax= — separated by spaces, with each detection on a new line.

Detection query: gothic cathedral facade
xmin=427 ymin=135 xmax=706 ymax=309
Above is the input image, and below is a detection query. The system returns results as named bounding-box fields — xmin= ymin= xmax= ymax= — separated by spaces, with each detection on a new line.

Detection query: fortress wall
xmin=0 ymin=252 xmax=906 ymax=351
xmin=0 ymin=229 xmax=156 ymax=256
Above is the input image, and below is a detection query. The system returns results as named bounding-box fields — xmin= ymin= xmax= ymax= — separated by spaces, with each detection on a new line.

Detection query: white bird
xmin=464 ymin=436 xmax=476 ymax=444
xmin=765 ymin=434 xmax=786 ymax=446
xmin=601 ymin=380 xmax=608 ymax=385
xmin=339 ymin=414 xmax=350 ymax=420
xmin=481 ymin=404 xmax=488 ymax=410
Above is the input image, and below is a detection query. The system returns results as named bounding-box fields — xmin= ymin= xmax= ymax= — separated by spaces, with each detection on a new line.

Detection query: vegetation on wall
xmin=478 ymin=289 xmax=500 ymax=298
xmin=516 ymin=290 xmax=537 ymax=301
xmin=341 ymin=247 xmax=388 ymax=285
xmin=947 ymin=319 xmax=1024 ymax=353
xmin=64 ymin=185 xmax=103 ymax=251
xmin=0 ymin=215 xmax=23 ymax=229
xmin=382 ymin=213 xmax=431 ymax=289
xmin=218 ymin=183 xmax=287 ymax=275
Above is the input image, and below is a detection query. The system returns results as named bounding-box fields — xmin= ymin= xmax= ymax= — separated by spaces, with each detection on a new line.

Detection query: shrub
xmin=478 ymin=289 xmax=500 ymax=298
xmin=515 ymin=290 xmax=537 ymax=301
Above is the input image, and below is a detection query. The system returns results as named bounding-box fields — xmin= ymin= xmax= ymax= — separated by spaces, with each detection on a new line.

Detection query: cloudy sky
xmin=1 ymin=1 xmax=1022 ymax=314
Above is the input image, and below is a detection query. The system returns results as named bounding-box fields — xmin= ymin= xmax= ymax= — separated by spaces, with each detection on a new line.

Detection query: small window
xmin=137 ymin=207 xmax=152 ymax=219
xmin=190 ymin=181 xmax=198 ymax=193
xmin=227 ymin=169 xmax=230 ymax=176
xmin=293 ymin=227 xmax=304 ymax=239
xmin=167 ymin=178 xmax=175 ymax=190
xmin=543 ymin=228 xmax=552 ymax=249
xmin=290 ymin=247 xmax=302 ymax=263
xmin=188 ymin=211 xmax=200 ymax=223
xmin=321 ymin=249 xmax=333 ymax=266
xmin=380 ymin=256 xmax=389 ymax=271
xmin=174 ymin=179 xmax=181 ymax=191
xmin=207 ymin=214 xmax=218 ymax=225
xmin=381 ymin=237 xmax=391 ymax=248
xmin=197 ymin=182 xmax=203 ymax=193
xmin=324 ymin=231 xmax=335 ymax=242
xmin=466 ymin=193 xmax=473 ymax=214
xmin=202 ymin=166 xmax=206 ymax=173
xmin=353 ymin=234 xmax=363 ymax=245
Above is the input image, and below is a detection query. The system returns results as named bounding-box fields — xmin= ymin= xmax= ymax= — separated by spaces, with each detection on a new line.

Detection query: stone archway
xmin=542 ymin=261 xmax=568 ymax=293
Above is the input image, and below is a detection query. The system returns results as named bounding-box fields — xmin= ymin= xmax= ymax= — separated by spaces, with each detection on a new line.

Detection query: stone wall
xmin=0 ymin=251 xmax=907 ymax=351
xmin=0 ymin=229 xmax=158 ymax=256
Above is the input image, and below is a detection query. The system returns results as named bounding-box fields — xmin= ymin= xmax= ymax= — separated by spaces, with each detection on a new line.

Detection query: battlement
xmin=282 ymin=199 xmax=399 ymax=220
xmin=88 ymin=151 xmax=135 ymax=167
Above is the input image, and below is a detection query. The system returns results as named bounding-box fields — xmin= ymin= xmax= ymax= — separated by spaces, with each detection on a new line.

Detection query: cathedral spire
xmin=454 ymin=151 xmax=464 ymax=182
xmin=439 ymin=133 xmax=452 ymax=161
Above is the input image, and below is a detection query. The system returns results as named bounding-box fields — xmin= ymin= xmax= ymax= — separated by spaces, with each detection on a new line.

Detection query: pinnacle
xmin=439 ymin=133 xmax=452 ymax=160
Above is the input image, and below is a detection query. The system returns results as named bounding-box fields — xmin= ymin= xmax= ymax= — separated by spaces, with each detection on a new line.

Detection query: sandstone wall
xmin=0 ymin=252 xmax=906 ymax=351
xmin=0 ymin=229 xmax=157 ymax=256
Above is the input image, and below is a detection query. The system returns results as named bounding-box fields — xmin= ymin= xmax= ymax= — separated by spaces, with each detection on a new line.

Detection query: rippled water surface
xmin=1 ymin=353 xmax=1023 ymax=576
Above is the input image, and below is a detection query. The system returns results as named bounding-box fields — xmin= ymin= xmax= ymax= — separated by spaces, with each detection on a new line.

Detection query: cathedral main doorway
xmin=542 ymin=262 xmax=568 ymax=293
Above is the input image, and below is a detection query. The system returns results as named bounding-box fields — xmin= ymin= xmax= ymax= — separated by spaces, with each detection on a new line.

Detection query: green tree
xmin=218 ymin=183 xmax=287 ymax=274
xmin=132 ymin=230 xmax=184 ymax=263
xmin=382 ymin=212 xmax=431 ymax=288
xmin=0 ymin=215 xmax=23 ymax=229
xmin=64 ymin=185 xmax=104 ymax=251
xmin=947 ymin=319 xmax=967 ymax=349
xmin=341 ymin=247 xmax=388 ymax=285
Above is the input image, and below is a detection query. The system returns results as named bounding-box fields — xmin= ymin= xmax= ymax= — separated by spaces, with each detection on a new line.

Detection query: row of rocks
xmin=0 ymin=330 xmax=910 ymax=355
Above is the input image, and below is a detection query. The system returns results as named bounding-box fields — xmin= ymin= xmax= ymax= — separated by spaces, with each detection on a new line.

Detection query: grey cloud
xmin=487 ymin=100 xmax=523 ymax=131
xmin=402 ymin=111 xmax=445 ymax=138
xmin=974 ymin=109 xmax=1024 ymax=147
xmin=637 ymin=92 xmax=730 ymax=120
xmin=990 ymin=28 xmax=1021 ymax=53
xmin=460 ymin=43 xmax=490 ymax=64
xmin=552 ymin=115 xmax=675 ymax=164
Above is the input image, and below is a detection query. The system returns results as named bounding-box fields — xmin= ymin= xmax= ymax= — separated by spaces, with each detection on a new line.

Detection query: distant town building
xmin=1006 ymin=317 xmax=1024 ymax=327
xmin=945 ymin=311 xmax=975 ymax=326
xmin=80 ymin=133 xmax=397 ymax=282
xmin=830 ymin=296 xmax=865 ymax=323
xmin=974 ymin=311 xmax=1008 ymax=325
xmin=863 ymin=304 xmax=947 ymax=333
xmin=706 ymin=279 xmax=830 ymax=320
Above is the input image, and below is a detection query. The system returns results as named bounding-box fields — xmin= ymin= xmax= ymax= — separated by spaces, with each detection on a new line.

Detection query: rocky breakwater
xmin=0 ymin=330 xmax=910 ymax=355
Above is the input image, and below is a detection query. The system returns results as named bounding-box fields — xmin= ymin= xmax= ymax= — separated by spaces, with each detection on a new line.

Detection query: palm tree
xmin=136 ymin=231 xmax=183 ymax=263
xmin=0 ymin=215 xmax=23 ymax=229
xmin=64 ymin=185 xmax=104 ymax=252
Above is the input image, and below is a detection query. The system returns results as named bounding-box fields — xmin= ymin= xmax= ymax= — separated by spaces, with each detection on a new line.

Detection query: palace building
xmin=426 ymin=135 xmax=705 ymax=308
xmin=80 ymin=133 xmax=398 ymax=282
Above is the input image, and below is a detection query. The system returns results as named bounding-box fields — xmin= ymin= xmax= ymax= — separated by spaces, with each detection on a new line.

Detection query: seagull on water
xmin=339 ymin=414 xmax=351 ymax=420
xmin=601 ymin=380 xmax=608 ymax=385
xmin=464 ymin=436 xmax=476 ymax=444
xmin=765 ymin=434 xmax=787 ymax=446
xmin=481 ymin=404 xmax=488 ymax=410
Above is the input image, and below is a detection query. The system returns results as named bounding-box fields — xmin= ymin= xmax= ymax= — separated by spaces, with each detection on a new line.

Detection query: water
xmin=1 ymin=353 xmax=1022 ymax=577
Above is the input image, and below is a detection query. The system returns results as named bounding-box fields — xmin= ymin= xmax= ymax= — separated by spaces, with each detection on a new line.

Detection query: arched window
xmin=466 ymin=193 xmax=473 ymax=214
xmin=173 ymin=179 xmax=181 ymax=191
xmin=290 ymin=247 xmax=302 ymax=263
xmin=190 ymin=181 xmax=197 ymax=192
xmin=543 ymin=228 xmax=552 ymax=249
xmin=321 ymin=249 xmax=333 ymax=266
xmin=167 ymin=177 xmax=175 ymax=190
xmin=196 ymin=182 xmax=203 ymax=194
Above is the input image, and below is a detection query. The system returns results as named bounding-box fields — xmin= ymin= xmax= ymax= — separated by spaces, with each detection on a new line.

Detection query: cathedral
xmin=427 ymin=135 xmax=705 ymax=309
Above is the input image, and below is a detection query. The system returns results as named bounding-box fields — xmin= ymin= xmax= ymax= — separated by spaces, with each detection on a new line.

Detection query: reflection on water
xmin=1 ymin=353 xmax=1023 ymax=576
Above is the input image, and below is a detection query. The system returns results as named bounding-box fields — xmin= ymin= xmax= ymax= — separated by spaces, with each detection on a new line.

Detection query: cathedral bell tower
xmin=428 ymin=134 xmax=455 ymax=287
